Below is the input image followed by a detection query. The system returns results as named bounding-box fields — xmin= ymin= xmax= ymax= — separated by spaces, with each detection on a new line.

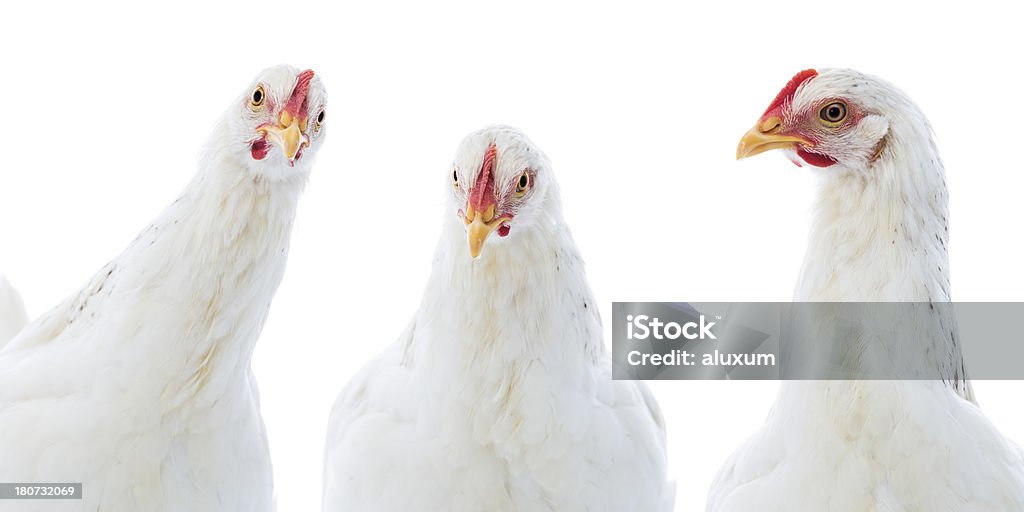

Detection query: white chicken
xmin=0 ymin=64 xmax=327 ymax=511
xmin=0 ymin=276 xmax=28 ymax=348
xmin=322 ymin=126 xmax=674 ymax=512
xmin=708 ymin=68 xmax=1024 ymax=511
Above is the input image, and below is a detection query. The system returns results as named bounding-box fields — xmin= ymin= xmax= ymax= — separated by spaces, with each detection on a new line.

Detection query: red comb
xmin=469 ymin=143 xmax=498 ymax=212
xmin=284 ymin=69 xmax=315 ymax=118
xmin=762 ymin=69 xmax=817 ymax=118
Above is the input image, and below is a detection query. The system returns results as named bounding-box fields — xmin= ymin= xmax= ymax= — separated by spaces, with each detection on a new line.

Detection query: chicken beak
xmin=736 ymin=116 xmax=811 ymax=160
xmin=258 ymin=111 xmax=309 ymax=163
xmin=464 ymin=203 xmax=507 ymax=259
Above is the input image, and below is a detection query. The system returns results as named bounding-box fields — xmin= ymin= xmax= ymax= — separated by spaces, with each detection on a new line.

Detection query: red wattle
xmin=498 ymin=224 xmax=510 ymax=237
xmin=796 ymin=148 xmax=837 ymax=168
xmin=251 ymin=138 xmax=270 ymax=160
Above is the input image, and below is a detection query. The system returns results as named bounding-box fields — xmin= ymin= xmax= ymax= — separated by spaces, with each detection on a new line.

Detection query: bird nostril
xmin=758 ymin=117 xmax=783 ymax=133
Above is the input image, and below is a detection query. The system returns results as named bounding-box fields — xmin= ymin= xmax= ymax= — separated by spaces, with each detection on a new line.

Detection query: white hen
xmin=0 ymin=276 xmax=28 ymax=348
xmin=708 ymin=69 xmax=1024 ymax=511
xmin=323 ymin=126 xmax=674 ymax=512
xmin=0 ymin=65 xmax=327 ymax=511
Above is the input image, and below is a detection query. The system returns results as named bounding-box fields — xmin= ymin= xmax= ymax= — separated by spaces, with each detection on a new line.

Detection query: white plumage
xmin=0 ymin=276 xmax=28 ymax=349
xmin=0 ymin=64 xmax=327 ymax=511
xmin=323 ymin=126 xmax=674 ymax=512
xmin=709 ymin=68 xmax=1024 ymax=511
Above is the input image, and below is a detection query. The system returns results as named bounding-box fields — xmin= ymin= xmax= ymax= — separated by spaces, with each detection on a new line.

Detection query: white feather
xmin=323 ymin=126 xmax=674 ymax=512
xmin=0 ymin=276 xmax=28 ymax=349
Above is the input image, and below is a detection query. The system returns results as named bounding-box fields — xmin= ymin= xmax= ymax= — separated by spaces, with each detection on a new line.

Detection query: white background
xmin=1 ymin=1 xmax=1022 ymax=510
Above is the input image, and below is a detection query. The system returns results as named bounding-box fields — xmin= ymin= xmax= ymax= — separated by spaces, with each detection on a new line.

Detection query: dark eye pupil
xmin=453 ymin=170 xmax=458 ymax=182
xmin=519 ymin=175 xmax=528 ymax=188
xmin=317 ymin=111 xmax=325 ymax=123
xmin=252 ymin=89 xmax=263 ymax=103
xmin=821 ymin=103 xmax=846 ymax=122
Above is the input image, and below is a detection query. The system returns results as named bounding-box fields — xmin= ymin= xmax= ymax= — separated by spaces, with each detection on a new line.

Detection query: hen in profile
xmin=0 ymin=65 xmax=327 ymax=511
xmin=708 ymin=68 xmax=1024 ymax=511
xmin=323 ymin=126 xmax=674 ymax=512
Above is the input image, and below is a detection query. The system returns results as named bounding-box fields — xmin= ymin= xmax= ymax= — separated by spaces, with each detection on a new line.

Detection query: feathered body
xmin=0 ymin=277 xmax=28 ymax=348
xmin=709 ymin=69 xmax=1024 ymax=511
xmin=0 ymin=65 xmax=327 ymax=511
xmin=323 ymin=126 xmax=673 ymax=512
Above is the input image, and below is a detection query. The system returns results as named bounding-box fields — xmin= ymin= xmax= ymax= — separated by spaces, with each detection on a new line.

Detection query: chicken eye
xmin=819 ymin=101 xmax=847 ymax=124
xmin=250 ymin=85 xmax=265 ymax=108
xmin=515 ymin=171 xmax=530 ymax=196
xmin=452 ymin=169 xmax=459 ymax=187
xmin=315 ymin=109 xmax=325 ymax=130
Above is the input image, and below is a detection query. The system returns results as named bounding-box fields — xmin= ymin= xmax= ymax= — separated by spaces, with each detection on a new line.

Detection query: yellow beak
xmin=464 ymin=203 xmax=509 ymax=259
xmin=736 ymin=116 xmax=811 ymax=160
xmin=259 ymin=111 xmax=309 ymax=161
